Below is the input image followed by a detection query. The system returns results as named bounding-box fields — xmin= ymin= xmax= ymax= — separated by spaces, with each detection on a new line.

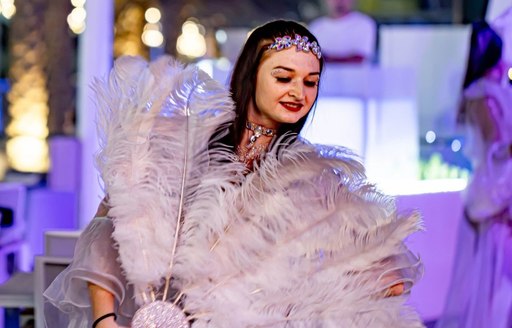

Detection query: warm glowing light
xmin=215 ymin=30 xmax=227 ymax=44
xmin=67 ymin=14 xmax=77 ymax=26
xmin=182 ymin=21 xmax=199 ymax=34
xmin=116 ymin=39 xmax=141 ymax=56
xmin=7 ymin=54 xmax=50 ymax=172
xmin=6 ymin=113 xmax=49 ymax=138
xmin=6 ymin=136 xmax=49 ymax=173
xmin=177 ymin=21 xmax=207 ymax=58
xmin=114 ymin=6 xmax=146 ymax=57
xmin=425 ymin=130 xmax=436 ymax=143
xmin=177 ymin=35 xmax=206 ymax=58
xmin=451 ymin=139 xmax=461 ymax=152
xmin=0 ymin=0 xmax=15 ymax=8
xmin=67 ymin=7 xmax=87 ymax=34
xmin=71 ymin=0 xmax=86 ymax=7
xmin=145 ymin=7 xmax=161 ymax=24
xmin=508 ymin=67 xmax=512 ymax=81
xmin=1 ymin=4 xmax=16 ymax=19
xmin=70 ymin=7 xmax=86 ymax=22
xmin=69 ymin=20 xmax=86 ymax=34
xmin=142 ymin=28 xmax=164 ymax=47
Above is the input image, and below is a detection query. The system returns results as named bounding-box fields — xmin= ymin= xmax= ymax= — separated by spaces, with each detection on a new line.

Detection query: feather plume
xmin=96 ymin=55 xmax=424 ymax=327
xmin=175 ymin=140 xmax=424 ymax=327
xmin=95 ymin=55 xmax=240 ymax=302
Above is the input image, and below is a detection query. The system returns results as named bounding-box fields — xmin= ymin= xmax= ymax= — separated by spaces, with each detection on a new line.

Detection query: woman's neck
xmin=236 ymin=120 xmax=277 ymax=170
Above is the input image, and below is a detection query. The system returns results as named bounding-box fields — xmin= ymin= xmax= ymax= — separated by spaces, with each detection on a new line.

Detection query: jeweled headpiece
xmin=268 ymin=34 xmax=322 ymax=59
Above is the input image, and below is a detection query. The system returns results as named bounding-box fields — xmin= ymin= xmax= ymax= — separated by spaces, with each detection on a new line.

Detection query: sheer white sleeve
xmin=43 ymin=216 xmax=136 ymax=327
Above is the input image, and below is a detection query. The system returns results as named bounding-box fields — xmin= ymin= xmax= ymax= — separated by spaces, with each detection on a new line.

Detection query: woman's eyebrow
xmin=273 ymin=65 xmax=294 ymax=72
xmin=272 ymin=66 xmax=320 ymax=76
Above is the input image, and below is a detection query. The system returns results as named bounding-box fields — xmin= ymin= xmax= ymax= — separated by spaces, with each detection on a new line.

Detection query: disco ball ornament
xmin=132 ymin=301 xmax=190 ymax=328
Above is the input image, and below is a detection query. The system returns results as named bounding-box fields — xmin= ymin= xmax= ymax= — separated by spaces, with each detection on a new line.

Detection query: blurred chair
xmin=0 ymin=182 xmax=28 ymax=328
xmin=44 ymin=230 xmax=81 ymax=258
xmin=33 ymin=255 xmax=72 ymax=328
xmin=0 ymin=271 xmax=34 ymax=327
xmin=33 ymin=230 xmax=80 ymax=328
xmin=0 ymin=182 xmax=27 ymax=279
xmin=0 ymin=230 xmax=80 ymax=328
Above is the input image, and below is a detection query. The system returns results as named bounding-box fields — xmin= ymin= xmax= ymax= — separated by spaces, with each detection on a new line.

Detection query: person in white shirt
xmin=309 ymin=0 xmax=377 ymax=63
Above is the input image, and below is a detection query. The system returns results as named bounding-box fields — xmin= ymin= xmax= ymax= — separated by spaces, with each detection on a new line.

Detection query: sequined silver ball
xmin=132 ymin=301 xmax=189 ymax=328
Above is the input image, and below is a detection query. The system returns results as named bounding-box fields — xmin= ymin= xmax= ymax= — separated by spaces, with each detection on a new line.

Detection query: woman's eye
xmin=304 ymin=81 xmax=318 ymax=87
xmin=276 ymin=77 xmax=291 ymax=83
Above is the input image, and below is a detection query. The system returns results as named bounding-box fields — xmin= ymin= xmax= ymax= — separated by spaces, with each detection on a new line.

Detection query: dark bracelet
xmin=92 ymin=312 xmax=117 ymax=328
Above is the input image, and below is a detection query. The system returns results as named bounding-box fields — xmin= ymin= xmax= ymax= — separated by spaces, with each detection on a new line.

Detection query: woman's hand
xmin=385 ymin=282 xmax=405 ymax=297
xmin=376 ymin=255 xmax=411 ymax=298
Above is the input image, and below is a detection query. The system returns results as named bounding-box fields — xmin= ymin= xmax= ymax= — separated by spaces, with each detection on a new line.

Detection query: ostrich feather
xmin=94 ymin=55 xmax=240 ymax=301
xmin=174 ymin=140 xmax=424 ymax=327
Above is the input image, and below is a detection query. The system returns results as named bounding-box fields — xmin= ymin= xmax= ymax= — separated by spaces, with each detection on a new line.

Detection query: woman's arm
xmin=88 ymin=282 xmax=118 ymax=327
xmin=87 ymin=199 xmax=120 ymax=328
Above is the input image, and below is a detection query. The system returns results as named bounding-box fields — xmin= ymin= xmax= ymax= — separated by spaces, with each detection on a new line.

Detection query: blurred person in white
xmin=436 ymin=21 xmax=512 ymax=328
xmin=308 ymin=0 xmax=377 ymax=63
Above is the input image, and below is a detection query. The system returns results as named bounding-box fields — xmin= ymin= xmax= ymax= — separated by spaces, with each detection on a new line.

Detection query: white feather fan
xmin=95 ymin=55 xmax=240 ymax=302
xmin=175 ymin=141 xmax=424 ymax=327
xmin=95 ymin=55 xmax=424 ymax=327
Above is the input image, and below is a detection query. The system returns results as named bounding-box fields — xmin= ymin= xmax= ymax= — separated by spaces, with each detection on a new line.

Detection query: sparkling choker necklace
xmin=245 ymin=121 xmax=276 ymax=147
xmin=236 ymin=121 xmax=277 ymax=168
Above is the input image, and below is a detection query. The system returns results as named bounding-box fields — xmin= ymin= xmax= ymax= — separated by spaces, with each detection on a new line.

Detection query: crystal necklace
xmin=236 ymin=121 xmax=277 ymax=167
xmin=245 ymin=121 xmax=276 ymax=147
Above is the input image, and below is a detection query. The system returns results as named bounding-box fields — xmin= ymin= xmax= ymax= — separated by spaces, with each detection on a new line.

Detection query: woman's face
xmin=249 ymin=47 xmax=321 ymax=129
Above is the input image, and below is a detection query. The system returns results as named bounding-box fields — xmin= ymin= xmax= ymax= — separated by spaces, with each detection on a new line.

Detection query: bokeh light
xmin=177 ymin=20 xmax=207 ymax=58
xmin=425 ymin=130 xmax=436 ymax=144
xmin=0 ymin=0 xmax=16 ymax=20
xmin=451 ymin=139 xmax=461 ymax=152
xmin=215 ymin=29 xmax=227 ymax=44
xmin=71 ymin=0 xmax=86 ymax=7
xmin=145 ymin=7 xmax=161 ymax=24
xmin=67 ymin=1 xmax=86 ymax=34
xmin=142 ymin=25 xmax=164 ymax=48
xmin=6 ymin=136 xmax=49 ymax=173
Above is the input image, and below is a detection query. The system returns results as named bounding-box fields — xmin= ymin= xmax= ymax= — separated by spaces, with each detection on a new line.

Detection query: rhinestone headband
xmin=268 ymin=34 xmax=322 ymax=59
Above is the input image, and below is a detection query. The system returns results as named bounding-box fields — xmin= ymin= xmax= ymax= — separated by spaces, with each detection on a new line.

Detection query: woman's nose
xmin=289 ymin=82 xmax=304 ymax=100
